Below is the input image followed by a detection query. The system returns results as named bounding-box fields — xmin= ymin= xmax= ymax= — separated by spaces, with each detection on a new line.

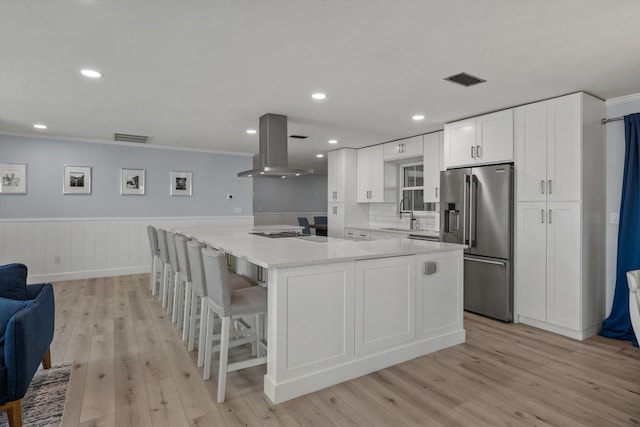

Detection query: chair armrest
xmin=4 ymin=283 xmax=55 ymax=400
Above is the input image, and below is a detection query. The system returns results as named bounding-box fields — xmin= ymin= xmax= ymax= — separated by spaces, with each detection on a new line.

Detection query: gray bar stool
xmin=175 ymin=233 xmax=193 ymax=342
xmin=166 ymin=231 xmax=183 ymax=326
xmin=156 ymin=228 xmax=172 ymax=309
xmin=201 ymin=248 xmax=267 ymax=403
xmin=147 ymin=225 xmax=161 ymax=296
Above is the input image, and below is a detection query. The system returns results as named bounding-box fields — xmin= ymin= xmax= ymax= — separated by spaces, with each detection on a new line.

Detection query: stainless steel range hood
xmin=238 ymin=113 xmax=313 ymax=177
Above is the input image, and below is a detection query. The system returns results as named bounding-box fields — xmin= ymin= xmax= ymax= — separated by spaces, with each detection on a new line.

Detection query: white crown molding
xmin=606 ymin=92 xmax=640 ymax=106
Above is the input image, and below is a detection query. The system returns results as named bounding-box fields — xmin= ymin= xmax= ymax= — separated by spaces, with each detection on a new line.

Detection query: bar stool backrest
xmin=166 ymin=231 xmax=180 ymax=273
xmin=156 ymin=228 xmax=170 ymax=264
xmin=202 ymin=248 xmax=232 ymax=316
xmin=175 ymin=233 xmax=191 ymax=283
xmin=147 ymin=225 xmax=160 ymax=257
xmin=187 ymin=240 xmax=207 ymax=297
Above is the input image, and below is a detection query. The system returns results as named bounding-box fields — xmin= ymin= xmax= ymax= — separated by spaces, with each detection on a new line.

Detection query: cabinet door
xmin=423 ymin=132 xmax=442 ymax=203
xmin=516 ymin=202 xmax=547 ymax=322
xmin=547 ymin=93 xmax=581 ymax=202
xmin=357 ymin=147 xmax=371 ymax=203
xmin=355 ymin=256 xmax=416 ymax=356
xmin=516 ymin=101 xmax=548 ymax=202
xmin=369 ymin=145 xmax=385 ymax=202
xmin=416 ymin=252 xmax=463 ymax=339
xmin=384 ymin=135 xmax=424 ymax=161
xmin=328 ymin=203 xmax=345 ymax=238
xmin=327 ymin=150 xmax=338 ymax=201
xmin=546 ymin=202 xmax=581 ymax=330
xmin=444 ymin=118 xmax=476 ymax=168
xmin=476 ymin=109 xmax=514 ymax=165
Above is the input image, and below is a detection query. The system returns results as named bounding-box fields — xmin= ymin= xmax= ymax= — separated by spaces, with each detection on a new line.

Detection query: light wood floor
xmin=51 ymin=274 xmax=640 ymax=427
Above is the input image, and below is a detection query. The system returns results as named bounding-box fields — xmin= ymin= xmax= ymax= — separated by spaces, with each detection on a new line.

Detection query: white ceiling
xmin=1 ymin=0 xmax=639 ymax=174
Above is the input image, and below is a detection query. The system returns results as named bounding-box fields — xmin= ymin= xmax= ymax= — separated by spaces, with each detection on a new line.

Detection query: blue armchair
xmin=0 ymin=263 xmax=55 ymax=427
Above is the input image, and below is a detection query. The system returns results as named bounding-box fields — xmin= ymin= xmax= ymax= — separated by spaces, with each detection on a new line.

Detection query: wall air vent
xmin=289 ymin=135 xmax=308 ymax=139
xmin=444 ymin=72 xmax=486 ymax=87
xmin=114 ymin=133 xmax=151 ymax=143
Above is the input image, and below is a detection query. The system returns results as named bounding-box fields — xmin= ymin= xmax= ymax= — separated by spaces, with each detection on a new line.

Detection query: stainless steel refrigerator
xmin=440 ymin=163 xmax=513 ymax=321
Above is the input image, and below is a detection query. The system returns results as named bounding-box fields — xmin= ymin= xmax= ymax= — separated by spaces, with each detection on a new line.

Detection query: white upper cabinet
xmin=516 ymin=93 xmax=581 ymax=202
xmin=384 ymin=135 xmax=424 ymax=161
xmin=423 ymin=131 xmax=443 ymax=203
xmin=357 ymin=145 xmax=385 ymax=203
xmin=327 ymin=149 xmax=351 ymax=202
xmin=443 ymin=109 xmax=514 ymax=169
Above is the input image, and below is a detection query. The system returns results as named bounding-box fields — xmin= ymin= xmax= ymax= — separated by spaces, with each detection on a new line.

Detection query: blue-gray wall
xmin=253 ymin=174 xmax=327 ymax=213
xmin=0 ymin=135 xmax=253 ymax=218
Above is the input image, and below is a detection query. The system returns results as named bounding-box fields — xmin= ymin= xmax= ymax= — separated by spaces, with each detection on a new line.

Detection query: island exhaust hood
xmin=238 ymin=113 xmax=314 ymax=177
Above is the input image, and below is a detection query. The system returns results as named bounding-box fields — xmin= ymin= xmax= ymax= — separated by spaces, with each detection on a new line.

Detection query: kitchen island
xmin=180 ymin=228 xmax=466 ymax=404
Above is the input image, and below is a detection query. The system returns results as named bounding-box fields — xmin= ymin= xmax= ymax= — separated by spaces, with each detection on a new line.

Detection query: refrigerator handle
xmin=470 ymin=174 xmax=477 ymax=248
xmin=463 ymin=174 xmax=470 ymax=245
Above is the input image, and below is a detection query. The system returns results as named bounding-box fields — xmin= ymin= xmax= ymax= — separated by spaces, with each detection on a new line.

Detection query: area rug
xmin=0 ymin=362 xmax=72 ymax=427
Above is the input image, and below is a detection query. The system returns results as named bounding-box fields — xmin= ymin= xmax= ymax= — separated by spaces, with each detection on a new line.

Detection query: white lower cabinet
xmin=416 ymin=252 xmax=463 ymax=339
xmin=516 ymin=201 xmax=585 ymax=335
xmin=328 ymin=203 xmax=345 ymax=238
xmin=355 ymin=256 xmax=416 ymax=355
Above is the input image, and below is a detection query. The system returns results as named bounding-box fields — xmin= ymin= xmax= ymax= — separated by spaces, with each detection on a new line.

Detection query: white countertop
xmin=178 ymin=226 xmax=465 ymax=269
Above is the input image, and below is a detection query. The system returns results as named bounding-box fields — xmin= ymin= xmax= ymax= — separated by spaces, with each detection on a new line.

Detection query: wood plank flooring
xmin=49 ymin=274 xmax=640 ymax=426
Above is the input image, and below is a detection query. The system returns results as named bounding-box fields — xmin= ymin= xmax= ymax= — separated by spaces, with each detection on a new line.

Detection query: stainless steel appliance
xmin=440 ymin=163 xmax=513 ymax=321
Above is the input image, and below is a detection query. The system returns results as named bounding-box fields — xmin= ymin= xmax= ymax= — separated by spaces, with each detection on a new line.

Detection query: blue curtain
xmin=600 ymin=113 xmax=640 ymax=346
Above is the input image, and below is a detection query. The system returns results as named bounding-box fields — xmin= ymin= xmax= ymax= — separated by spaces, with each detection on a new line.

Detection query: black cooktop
xmin=250 ymin=231 xmax=304 ymax=238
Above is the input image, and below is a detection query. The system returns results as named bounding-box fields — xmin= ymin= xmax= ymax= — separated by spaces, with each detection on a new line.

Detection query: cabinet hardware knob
xmin=541 ymin=209 xmax=545 ymax=223
xmin=548 ymin=179 xmax=552 ymax=194
xmin=471 ymin=146 xmax=475 ymax=158
xmin=548 ymin=209 xmax=552 ymax=223
xmin=541 ymin=180 xmax=545 ymax=194
xmin=476 ymin=145 xmax=481 ymax=158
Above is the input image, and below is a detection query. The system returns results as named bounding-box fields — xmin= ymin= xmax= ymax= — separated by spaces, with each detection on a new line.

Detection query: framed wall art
xmin=121 ymin=168 xmax=145 ymax=195
xmin=0 ymin=162 xmax=27 ymax=194
xmin=63 ymin=165 xmax=92 ymax=194
xmin=170 ymin=170 xmax=192 ymax=196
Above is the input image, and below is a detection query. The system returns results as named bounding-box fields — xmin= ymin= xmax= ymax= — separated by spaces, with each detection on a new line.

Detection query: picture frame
xmin=121 ymin=168 xmax=145 ymax=195
xmin=0 ymin=162 xmax=27 ymax=194
xmin=170 ymin=170 xmax=192 ymax=196
xmin=63 ymin=165 xmax=92 ymax=194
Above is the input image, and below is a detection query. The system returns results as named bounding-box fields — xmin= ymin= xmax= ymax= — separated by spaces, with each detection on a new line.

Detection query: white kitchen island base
xmin=264 ymin=250 xmax=464 ymax=404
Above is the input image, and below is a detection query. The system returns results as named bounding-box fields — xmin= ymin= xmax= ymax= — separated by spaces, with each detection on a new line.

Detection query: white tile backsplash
xmin=369 ymin=203 xmax=439 ymax=232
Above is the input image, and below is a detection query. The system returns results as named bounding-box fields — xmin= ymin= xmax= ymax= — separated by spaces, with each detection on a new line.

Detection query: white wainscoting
xmin=0 ymin=216 xmax=253 ymax=283
xmin=253 ymin=212 xmax=327 ymax=227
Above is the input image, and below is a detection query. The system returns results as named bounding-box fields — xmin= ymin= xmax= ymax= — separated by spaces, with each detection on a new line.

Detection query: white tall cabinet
xmin=357 ymin=145 xmax=385 ymax=202
xmin=423 ymin=131 xmax=444 ymax=203
xmin=327 ymin=148 xmax=369 ymax=238
xmin=514 ymin=92 xmax=605 ymax=340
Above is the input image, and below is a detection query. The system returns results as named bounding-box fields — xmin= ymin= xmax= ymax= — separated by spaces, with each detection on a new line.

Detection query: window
xmin=399 ymin=162 xmax=425 ymax=212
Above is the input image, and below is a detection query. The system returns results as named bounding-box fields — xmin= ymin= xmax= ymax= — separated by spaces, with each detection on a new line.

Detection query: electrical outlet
xmin=234 ymin=207 xmax=242 ymax=213
xmin=611 ymin=213 xmax=619 ymax=224
xmin=54 ymin=255 xmax=61 ymax=264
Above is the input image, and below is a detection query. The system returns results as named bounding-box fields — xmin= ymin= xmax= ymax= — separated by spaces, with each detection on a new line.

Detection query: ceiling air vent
xmin=114 ymin=133 xmax=151 ymax=143
xmin=289 ymin=135 xmax=308 ymax=139
xmin=444 ymin=72 xmax=486 ymax=87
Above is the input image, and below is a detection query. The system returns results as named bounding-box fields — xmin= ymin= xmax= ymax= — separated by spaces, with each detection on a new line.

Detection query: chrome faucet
xmin=399 ymin=197 xmax=416 ymax=230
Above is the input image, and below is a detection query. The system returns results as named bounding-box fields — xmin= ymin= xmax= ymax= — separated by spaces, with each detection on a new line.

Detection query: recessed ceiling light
xmin=281 ymin=176 xmax=286 ymax=179
xmin=295 ymin=173 xmax=301 ymax=176
xmin=33 ymin=124 xmax=47 ymax=129
xmin=312 ymin=93 xmax=327 ymax=100
xmin=328 ymin=139 xmax=338 ymax=144
xmin=81 ymin=69 xmax=102 ymax=78
xmin=316 ymin=154 xmax=324 ymax=158
xmin=246 ymin=129 xmax=257 ymax=134
xmin=412 ymin=115 xmax=425 ymax=121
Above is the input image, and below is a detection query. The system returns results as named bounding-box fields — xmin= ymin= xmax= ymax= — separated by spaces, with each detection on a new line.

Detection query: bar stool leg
xmin=197 ymin=298 xmax=208 ymax=367
xmin=182 ymin=281 xmax=192 ymax=341
xmin=217 ymin=316 xmax=231 ymax=403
